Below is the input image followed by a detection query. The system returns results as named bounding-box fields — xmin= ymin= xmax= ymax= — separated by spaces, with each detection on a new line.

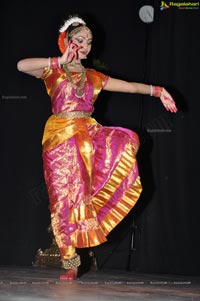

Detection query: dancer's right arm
xmin=17 ymin=42 xmax=80 ymax=78
xmin=17 ymin=58 xmax=49 ymax=78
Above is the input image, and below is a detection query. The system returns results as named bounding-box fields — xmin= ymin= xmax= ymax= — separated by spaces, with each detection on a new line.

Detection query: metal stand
xmin=93 ymin=214 xmax=138 ymax=271
xmin=126 ymin=217 xmax=137 ymax=271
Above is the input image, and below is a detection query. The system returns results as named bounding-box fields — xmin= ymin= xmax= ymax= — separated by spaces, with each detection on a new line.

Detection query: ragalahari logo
xmin=160 ymin=1 xmax=170 ymax=10
xmin=160 ymin=1 xmax=200 ymax=10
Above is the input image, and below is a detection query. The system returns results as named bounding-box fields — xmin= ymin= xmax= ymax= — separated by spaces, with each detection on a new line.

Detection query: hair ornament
xmin=59 ymin=16 xmax=86 ymax=33
xmin=58 ymin=31 xmax=67 ymax=53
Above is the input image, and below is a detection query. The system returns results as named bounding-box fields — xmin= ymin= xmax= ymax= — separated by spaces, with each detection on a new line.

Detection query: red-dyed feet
xmin=59 ymin=268 xmax=77 ymax=281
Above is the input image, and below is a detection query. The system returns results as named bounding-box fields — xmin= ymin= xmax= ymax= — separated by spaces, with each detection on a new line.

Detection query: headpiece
xmin=58 ymin=15 xmax=86 ymax=54
xmin=59 ymin=16 xmax=86 ymax=33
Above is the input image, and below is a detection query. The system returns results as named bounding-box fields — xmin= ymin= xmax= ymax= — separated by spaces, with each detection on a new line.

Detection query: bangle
xmin=58 ymin=57 xmax=61 ymax=68
xmin=150 ymin=85 xmax=153 ymax=96
xmin=48 ymin=57 xmax=50 ymax=68
xmin=50 ymin=57 xmax=61 ymax=69
xmin=151 ymin=86 xmax=163 ymax=98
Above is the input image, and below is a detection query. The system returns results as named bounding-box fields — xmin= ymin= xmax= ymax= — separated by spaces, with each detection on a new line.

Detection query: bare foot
xmin=59 ymin=267 xmax=78 ymax=281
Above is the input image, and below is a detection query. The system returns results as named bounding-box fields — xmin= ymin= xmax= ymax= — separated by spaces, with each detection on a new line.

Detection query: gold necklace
xmin=63 ymin=64 xmax=86 ymax=98
xmin=68 ymin=62 xmax=81 ymax=67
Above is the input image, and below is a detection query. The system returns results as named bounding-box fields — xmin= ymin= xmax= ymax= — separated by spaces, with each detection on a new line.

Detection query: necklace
xmin=68 ymin=62 xmax=81 ymax=67
xmin=63 ymin=64 xmax=86 ymax=98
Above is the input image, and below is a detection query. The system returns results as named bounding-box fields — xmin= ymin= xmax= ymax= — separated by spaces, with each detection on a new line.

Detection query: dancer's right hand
xmin=60 ymin=41 xmax=82 ymax=64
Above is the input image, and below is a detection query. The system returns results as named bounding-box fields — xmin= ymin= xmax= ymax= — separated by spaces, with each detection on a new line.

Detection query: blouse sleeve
xmin=93 ymin=69 xmax=109 ymax=89
xmin=40 ymin=67 xmax=52 ymax=80
xmin=86 ymin=69 xmax=109 ymax=103
xmin=40 ymin=67 xmax=61 ymax=97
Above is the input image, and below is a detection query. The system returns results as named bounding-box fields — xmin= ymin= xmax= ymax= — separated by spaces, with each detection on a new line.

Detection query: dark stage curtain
xmin=1 ymin=0 xmax=200 ymax=275
xmin=133 ymin=2 xmax=200 ymax=275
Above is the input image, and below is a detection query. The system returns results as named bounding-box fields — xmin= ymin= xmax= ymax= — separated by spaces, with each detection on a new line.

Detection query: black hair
xmin=67 ymin=23 xmax=85 ymax=40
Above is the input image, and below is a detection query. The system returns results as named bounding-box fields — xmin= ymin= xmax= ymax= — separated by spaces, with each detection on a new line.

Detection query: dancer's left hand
xmin=160 ymin=88 xmax=178 ymax=113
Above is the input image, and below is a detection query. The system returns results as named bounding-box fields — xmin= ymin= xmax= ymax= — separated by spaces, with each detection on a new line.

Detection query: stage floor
xmin=0 ymin=266 xmax=199 ymax=301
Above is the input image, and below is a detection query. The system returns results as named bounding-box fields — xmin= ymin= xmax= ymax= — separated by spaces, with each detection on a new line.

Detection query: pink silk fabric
xmin=41 ymin=67 xmax=143 ymax=259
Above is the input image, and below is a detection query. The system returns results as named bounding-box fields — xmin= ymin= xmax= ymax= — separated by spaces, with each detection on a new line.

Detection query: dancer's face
xmin=70 ymin=27 xmax=93 ymax=59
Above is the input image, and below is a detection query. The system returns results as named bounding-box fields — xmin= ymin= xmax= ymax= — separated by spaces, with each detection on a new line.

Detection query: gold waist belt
xmin=54 ymin=111 xmax=92 ymax=118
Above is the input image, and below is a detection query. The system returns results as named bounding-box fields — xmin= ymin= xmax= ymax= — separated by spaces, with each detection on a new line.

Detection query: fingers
xmin=161 ymin=93 xmax=178 ymax=113
xmin=163 ymin=102 xmax=178 ymax=113
xmin=60 ymin=42 xmax=82 ymax=64
xmin=162 ymin=98 xmax=178 ymax=113
xmin=70 ymin=42 xmax=82 ymax=52
xmin=165 ymin=103 xmax=178 ymax=113
xmin=68 ymin=41 xmax=82 ymax=61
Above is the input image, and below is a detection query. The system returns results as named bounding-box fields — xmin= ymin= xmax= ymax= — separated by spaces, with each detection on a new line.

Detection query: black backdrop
xmin=1 ymin=0 xmax=200 ymax=275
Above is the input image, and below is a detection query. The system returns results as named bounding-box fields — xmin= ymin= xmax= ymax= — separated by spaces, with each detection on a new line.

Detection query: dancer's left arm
xmin=104 ymin=77 xmax=178 ymax=113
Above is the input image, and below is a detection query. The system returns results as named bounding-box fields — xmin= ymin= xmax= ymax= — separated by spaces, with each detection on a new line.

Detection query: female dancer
xmin=17 ymin=15 xmax=177 ymax=281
